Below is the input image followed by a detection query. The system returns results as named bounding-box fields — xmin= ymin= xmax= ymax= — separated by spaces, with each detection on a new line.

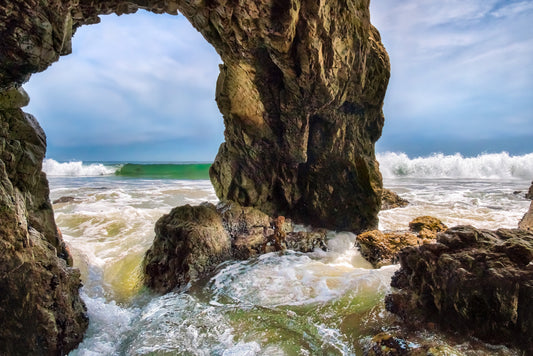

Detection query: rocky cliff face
xmin=0 ymin=87 xmax=88 ymax=355
xmin=1 ymin=0 xmax=388 ymax=351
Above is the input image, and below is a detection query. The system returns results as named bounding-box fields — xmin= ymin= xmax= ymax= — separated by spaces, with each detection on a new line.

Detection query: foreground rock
xmin=144 ymin=202 xmax=327 ymax=294
xmin=0 ymin=89 xmax=88 ymax=355
xmin=356 ymin=216 xmax=446 ymax=267
xmin=381 ymin=189 xmax=409 ymax=210
xmin=386 ymin=226 xmax=533 ymax=353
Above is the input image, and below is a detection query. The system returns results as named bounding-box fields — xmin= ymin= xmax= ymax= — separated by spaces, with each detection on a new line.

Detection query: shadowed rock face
xmin=1 ymin=0 xmax=388 ymax=352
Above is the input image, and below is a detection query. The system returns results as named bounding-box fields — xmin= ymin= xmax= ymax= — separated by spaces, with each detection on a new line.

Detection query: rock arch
xmin=0 ymin=0 xmax=389 ymax=353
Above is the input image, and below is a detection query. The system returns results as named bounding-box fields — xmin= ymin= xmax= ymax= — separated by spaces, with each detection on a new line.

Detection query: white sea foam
xmin=377 ymin=152 xmax=533 ymax=179
xmin=42 ymin=158 xmax=116 ymax=176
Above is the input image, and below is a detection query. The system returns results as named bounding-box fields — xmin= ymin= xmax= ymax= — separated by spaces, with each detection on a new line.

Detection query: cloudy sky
xmin=25 ymin=0 xmax=533 ymax=161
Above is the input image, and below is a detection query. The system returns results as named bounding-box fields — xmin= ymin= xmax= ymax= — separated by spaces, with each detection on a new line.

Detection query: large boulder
xmin=386 ymin=226 xmax=533 ymax=353
xmin=144 ymin=202 xmax=327 ymax=294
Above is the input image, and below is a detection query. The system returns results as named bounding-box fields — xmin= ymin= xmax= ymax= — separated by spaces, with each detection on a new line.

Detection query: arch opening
xmin=0 ymin=1 xmax=390 ymax=353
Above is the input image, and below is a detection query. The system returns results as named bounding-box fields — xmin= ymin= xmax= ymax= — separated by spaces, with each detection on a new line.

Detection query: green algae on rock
xmin=355 ymin=216 xmax=446 ymax=268
xmin=386 ymin=226 xmax=533 ymax=354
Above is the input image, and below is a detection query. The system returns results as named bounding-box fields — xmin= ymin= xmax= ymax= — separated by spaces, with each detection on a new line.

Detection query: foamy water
xmin=44 ymin=153 xmax=531 ymax=355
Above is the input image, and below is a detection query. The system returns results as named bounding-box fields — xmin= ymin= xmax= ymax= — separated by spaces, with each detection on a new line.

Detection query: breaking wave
xmin=377 ymin=152 xmax=533 ymax=179
xmin=42 ymin=159 xmax=116 ymax=176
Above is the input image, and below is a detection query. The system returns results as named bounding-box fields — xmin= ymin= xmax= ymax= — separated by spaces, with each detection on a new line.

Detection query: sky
xmin=24 ymin=0 xmax=533 ymax=161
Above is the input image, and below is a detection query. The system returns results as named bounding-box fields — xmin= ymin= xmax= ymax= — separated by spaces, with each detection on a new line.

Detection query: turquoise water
xmin=115 ymin=163 xmax=211 ymax=179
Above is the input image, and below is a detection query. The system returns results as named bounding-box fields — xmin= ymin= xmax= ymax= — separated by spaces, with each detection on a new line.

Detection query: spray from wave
xmin=377 ymin=152 xmax=533 ymax=179
xmin=42 ymin=159 xmax=116 ymax=176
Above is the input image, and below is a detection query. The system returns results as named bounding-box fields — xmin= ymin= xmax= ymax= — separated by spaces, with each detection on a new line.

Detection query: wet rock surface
xmin=355 ymin=216 xmax=446 ymax=268
xmin=381 ymin=189 xmax=409 ymax=210
xmin=0 ymin=104 xmax=88 ymax=354
xmin=386 ymin=225 xmax=533 ymax=353
xmin=144 ymin=202 xmax=327 ymax=294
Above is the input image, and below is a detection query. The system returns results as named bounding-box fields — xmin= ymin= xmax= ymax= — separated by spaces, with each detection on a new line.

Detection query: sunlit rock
xmin=355 ymin=216 xmax=446 ymax=267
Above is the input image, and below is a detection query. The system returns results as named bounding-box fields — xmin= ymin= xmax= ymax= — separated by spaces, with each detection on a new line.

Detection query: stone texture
xmin=0 ymin=103 xmax=88 ymax=354
xmin=356 ymin=230 xmax=420 ymax=268
xmin=143 ymin=203 xmax=233 ymax=294
xmin=386 ymin=226 xmax=533 ymax=353
xmin=355 ymin=216 xmax=445 ymax=268
xmin=381 ymin=188 xmax=409 ymax=210
xmin=519 ymin=201 xmax=533 ymax=231
xmin=144 ymin=202 xmax=327 ymax=293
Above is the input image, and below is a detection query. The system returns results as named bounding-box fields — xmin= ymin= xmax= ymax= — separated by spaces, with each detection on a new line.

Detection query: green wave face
xmin=115 ymin=164 xmax=211 ymax=179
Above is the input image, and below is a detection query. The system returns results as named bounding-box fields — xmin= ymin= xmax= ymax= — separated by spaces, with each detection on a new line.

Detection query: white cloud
xmin=371 ymin=0 xmax=533 ymax=144
xmin=25 ymin=11 xmax=224 ymax=150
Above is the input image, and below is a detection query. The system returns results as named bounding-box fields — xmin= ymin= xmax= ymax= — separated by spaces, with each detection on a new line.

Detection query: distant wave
xmin=43 ymin=159 xmax=116 ymax=176
xmin=115 ymin=163 xmax=211 ymax=179
xmin=377 ymin=152 xmax=533 ymax=179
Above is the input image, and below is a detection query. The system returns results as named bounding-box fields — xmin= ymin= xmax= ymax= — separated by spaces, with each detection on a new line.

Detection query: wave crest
xmin=42 ymin=159 xmax=116 ymax=176
xmin=377 ymin=152 xmax=533 ymax=179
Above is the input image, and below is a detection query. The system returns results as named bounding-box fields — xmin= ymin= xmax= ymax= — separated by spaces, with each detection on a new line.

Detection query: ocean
xmin=43 ymin=152 xmax=533 ymax=355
